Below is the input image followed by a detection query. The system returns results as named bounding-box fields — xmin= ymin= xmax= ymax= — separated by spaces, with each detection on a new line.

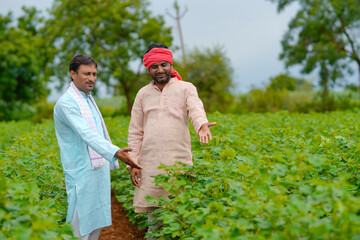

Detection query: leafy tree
xmin=45 ymin=0 xmax=173 ymax=113
xmin=270 ymin=0 xmax=360 ymax=101
xmin=268 ymin=73 xmax=312 ymax=91
xmin=0 ymin=8 xmax=49 ymax=120
xmin=179 ymin=46 xmax=234 ymax=112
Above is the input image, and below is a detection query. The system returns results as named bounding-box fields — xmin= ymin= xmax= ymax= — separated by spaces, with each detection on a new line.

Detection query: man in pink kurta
xmin=128 ymin=43 xmax=216 ymax=238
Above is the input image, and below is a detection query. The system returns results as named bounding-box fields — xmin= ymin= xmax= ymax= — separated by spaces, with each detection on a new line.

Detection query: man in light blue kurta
xmin=54 ymin=55 xmax=142 ymax=239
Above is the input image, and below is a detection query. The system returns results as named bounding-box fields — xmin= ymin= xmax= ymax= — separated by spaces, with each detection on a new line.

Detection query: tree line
xmin=0 ymin=0 xmax=359 ymax=120
xmin=270 ymin=0 xmax=360 ymax=100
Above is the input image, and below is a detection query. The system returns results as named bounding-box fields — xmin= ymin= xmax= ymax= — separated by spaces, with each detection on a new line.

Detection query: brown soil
xmin=99 ymin=191 xmax=146 ymax=240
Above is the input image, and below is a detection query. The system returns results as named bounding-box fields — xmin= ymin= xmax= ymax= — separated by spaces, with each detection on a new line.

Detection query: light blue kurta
xmin=54 ymin=91 xmax=119 ymax=236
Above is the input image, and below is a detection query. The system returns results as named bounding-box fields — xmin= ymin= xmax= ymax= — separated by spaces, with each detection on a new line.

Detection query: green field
xmin=1 ymin=111 xmax=360 ymax=239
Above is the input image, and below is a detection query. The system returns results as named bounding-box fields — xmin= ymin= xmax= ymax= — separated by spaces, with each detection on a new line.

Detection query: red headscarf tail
xmin=143 ymin=48 xmax=182 ymax=81
xmin=171 ymin=69 xmax=182 ymax=80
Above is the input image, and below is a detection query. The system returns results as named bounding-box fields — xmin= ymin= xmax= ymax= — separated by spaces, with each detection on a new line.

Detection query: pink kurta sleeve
xmin=186 ymin=83 xmax=208 ymax=133
xmin=128 ymin=91 xmax=144 ymax=165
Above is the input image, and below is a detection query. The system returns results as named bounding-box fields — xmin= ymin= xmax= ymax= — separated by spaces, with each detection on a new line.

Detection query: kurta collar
xmin=80 ymin=91 xmax=92 ymax=99
xmin=150 ymin=77 xmax=178 ymax=89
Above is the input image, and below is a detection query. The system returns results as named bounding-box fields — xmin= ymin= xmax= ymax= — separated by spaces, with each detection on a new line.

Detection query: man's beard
xmin=153 ymin=71 xmax=171 ymax=84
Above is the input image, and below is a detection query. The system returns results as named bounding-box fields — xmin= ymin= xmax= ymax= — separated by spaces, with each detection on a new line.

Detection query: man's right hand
xmin=130 ymin=168 xmax=141 ymax=187
xmin=115 ymin=147 xmax=142 ymax=169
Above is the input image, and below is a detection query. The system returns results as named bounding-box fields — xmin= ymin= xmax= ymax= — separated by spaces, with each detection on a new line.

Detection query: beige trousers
xmin=147 ymin=207 xmax=162 ymax=240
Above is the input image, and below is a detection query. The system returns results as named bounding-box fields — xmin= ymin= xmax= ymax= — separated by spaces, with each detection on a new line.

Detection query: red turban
xmin=143 ymin=48 xmax=182 ymax=80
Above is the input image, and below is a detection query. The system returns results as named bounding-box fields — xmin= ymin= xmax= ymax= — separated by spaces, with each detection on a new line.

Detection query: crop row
xmin=0 ymin=120 xmax=74 ymax=239
xmin=110 ymin=111 xmax=360 ymax=239
xmin=153 ymin=111 xmax=360 ymax=239
xmin=2 ymin=111 xmax=360 ymax=239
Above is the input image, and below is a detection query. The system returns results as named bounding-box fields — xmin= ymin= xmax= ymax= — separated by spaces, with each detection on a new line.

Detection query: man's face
xmin=70 ymin=64 xmax=97 ymax=95
xmin=148 ymin=61 xmax=172 ymax=84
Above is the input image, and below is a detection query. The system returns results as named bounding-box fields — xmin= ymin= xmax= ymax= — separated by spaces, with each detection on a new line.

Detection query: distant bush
xmin=0 ymin=96 xmax=128 ymax=122
xmin=230 ymin=89 xmax=360 ymax=114
xmin=180 ymin=45 xmax=235 ymax=113
xmin=32 ymin=100 xmax=55 ymax=123
xmin=3 ymin=90 xmax=360 ymax=122
xmin=95 ymin=96 xmax=128 ymax=117
xmin=227 ymin=73 xmax=360 ymax=114
xmin=0 ymin=101 xmax=36 ymax=121
xmin=268 ymin=73 xmax=313 ymax=92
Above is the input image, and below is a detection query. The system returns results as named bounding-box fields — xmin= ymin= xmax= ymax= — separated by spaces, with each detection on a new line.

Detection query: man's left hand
xmin=198 ymin=122 xmax=217 ymax=144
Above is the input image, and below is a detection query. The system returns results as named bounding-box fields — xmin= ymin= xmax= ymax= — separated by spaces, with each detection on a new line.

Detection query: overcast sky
xmin=2 ymin=0 xmax=331 ymax=100
xmin=151 ymin=0 xmax=302 ymax=91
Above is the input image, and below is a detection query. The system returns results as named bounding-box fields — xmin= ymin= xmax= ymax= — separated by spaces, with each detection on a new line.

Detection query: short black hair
xmin=69 ymin=55 xmax=97 ymax=73
xmin=145 ymin=43 xmax=168 ymax=54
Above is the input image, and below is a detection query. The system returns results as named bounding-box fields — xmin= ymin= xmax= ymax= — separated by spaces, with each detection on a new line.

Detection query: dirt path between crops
xmin=99 ymin=191 xmax=146 ymax=240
